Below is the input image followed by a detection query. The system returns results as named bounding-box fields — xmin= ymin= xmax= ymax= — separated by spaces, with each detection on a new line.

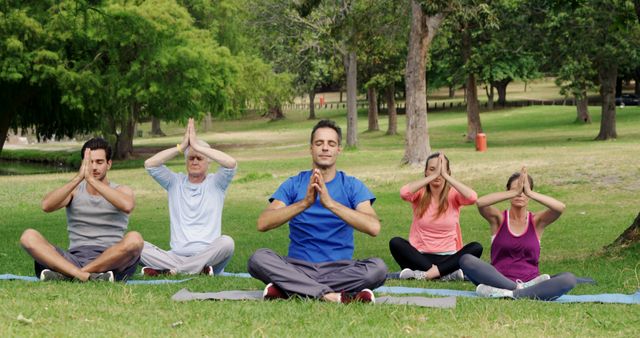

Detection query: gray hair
xmin=184 ymin=140 xmax=211 ymax=160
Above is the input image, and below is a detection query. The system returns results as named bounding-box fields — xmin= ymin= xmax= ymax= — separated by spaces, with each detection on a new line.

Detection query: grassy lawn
xmin=1 ymin=105 xmax=639 ymax=336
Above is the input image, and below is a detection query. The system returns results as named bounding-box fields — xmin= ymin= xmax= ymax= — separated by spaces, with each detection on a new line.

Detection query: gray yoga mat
xmin=170 ymin=288 xmax=456 ymax=308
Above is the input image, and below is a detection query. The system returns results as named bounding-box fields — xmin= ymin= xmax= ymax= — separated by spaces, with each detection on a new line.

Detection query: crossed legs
xmin=247 ymin=248 xmax=387 ymax=302
xmin=20 ymin=228 xmax=143 ymax=281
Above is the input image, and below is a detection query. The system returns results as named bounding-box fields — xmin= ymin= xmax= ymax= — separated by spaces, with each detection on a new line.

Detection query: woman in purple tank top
xmin=459 ymin=167 xmax=577 ymax=301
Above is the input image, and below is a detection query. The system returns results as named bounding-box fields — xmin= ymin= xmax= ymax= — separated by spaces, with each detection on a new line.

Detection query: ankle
xmin=322 ymin=292 xmax=341 ymax=303
xmin=78 ymin=271 xmax=91 ymax=282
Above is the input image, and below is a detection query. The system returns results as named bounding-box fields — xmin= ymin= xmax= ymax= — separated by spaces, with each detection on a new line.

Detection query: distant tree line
xmin=2 ymin=0 xmax=639 ymax=163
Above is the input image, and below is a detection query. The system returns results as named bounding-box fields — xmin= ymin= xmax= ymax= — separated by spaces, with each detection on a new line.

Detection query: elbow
xmin=368 ymin=221 xmax=381 ymax=237
xmin=122 ymin=201 xmax=135 ymax=214
xmin=41 ymin=201 xmax=54 ymax=213
xmin=256 ymin=218 xmax=270 ymax=232
xmin=227 ymin=159 xmax=238 ymax=169
xmin=557 ymin=202 xmax=566 ymax=214
xmin=143 ymin=159 xmax=154 ymax=169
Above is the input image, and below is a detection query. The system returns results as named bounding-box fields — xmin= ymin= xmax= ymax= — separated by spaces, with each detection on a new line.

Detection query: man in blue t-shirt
xmin=248 ymin=120 xmax=387 ymax=303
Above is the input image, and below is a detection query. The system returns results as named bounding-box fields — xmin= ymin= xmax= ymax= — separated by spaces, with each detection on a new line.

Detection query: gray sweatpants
xmin=140 ymin=235 xmax=234 ymax=275
xmin=247 ymin=248 xmax=388 ymax=298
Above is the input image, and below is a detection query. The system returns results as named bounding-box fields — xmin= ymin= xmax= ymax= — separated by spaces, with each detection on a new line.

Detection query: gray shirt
xmin=66 ymin=181 xmax=129 ymax=249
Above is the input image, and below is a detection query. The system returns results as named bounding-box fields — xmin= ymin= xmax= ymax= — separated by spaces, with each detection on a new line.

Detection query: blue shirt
xmin=270 ymin=170 xmax=375 ymax=263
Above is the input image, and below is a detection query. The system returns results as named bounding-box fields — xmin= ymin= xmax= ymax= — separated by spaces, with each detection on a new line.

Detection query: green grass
xmin=1 ymin=105 xmax=640 ymax=336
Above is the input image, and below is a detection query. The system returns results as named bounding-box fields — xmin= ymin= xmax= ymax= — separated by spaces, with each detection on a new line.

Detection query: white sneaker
xmin=476 ymin=284 xmax=514 ymax=298
xmin=517 ymin=274 xmax=550 ymax=289
xmin=440 ymin=269 xmax=465 ymax=282
xmin=399 ymin=268 xmax=426 ymax=280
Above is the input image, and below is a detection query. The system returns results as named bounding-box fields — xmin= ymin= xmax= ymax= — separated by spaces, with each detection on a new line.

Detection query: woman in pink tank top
xmin=459 ymin=167 xmax=577 ymax=300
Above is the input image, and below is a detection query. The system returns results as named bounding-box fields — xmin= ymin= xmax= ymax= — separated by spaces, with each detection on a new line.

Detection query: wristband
xmin=176 ymin=144 xmax=183 ymax=153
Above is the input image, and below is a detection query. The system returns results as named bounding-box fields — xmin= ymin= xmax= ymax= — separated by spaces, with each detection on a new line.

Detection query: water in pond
xmin=0 ymin=160 xmax=74 ymax=176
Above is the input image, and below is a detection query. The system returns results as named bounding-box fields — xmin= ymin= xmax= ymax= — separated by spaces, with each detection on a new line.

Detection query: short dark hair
xmin=310 ymin=120 xmax=342 ymax=145
xmin=81 ymin=137 xmax=112 ymax=161
xmin=506 ymin=172 xmax=534 ymax=190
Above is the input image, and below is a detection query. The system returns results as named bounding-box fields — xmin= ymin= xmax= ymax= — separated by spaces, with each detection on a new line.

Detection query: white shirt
xmin=147 ymin=164 xmax=236 ymax=256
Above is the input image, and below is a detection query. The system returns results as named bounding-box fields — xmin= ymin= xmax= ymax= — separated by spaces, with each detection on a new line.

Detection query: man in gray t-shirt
xmin=140 ymin=118 xmax=236 ymax=276
xmin=20 ymin=138 xmax=144 ymax=282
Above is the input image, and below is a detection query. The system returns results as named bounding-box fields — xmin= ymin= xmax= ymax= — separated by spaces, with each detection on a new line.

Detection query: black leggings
xmin=389 ymin=237 xmax=483 ymax=276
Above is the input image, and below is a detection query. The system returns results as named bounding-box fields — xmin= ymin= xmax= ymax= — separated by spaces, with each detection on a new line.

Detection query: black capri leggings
xmin=389 ymin=237 xmax=483 ymax=276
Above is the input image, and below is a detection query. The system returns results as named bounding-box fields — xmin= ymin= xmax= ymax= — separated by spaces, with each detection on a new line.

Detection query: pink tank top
xmin=490 ymin=210 xmax=540 ymax=282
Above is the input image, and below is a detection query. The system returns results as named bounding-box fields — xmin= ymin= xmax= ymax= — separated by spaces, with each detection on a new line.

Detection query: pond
xmin=0 ymin=160 xmax=74 ymax=176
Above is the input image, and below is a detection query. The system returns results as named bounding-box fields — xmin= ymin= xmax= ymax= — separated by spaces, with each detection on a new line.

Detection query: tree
xmin=0 ymin=1 xmax=100 ymax=156
xmin=403 ymin=0 xmax=448 ymax=165
xmin=244 ymin=0 xmax=332 ymax=121
xmin=547 ymin=0 xmax=639 ymax=140
xmin=545 ymin=2 xmax=599 ymax=123
xmin=356 ymin=1 xmax=409 ymax=133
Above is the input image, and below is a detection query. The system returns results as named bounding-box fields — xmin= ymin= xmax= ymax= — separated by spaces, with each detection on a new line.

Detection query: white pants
xmin=140 ymin=235 xmax=234 ymax=275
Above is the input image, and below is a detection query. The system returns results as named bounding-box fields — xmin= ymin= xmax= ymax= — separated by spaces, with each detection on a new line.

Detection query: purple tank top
xmin=490 ymin=210 xmax=540 ymax=282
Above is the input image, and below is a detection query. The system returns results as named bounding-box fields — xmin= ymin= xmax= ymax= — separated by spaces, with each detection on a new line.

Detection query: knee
xmin=20 ymin=228 xmax=41 ymax=250
xmin=459 ymin=254 xmax=476 ymax=270
xmin=247 ymin=248 xmax=272 ymax=268
xmin=467 ymin=241 xmax=484 ymax=258
xmin=123 ymin=231 xmax=144 ymax=254
xmin=389 ymin=237 xmax=406 ymax=251
xmin=219 ymin=235 xmax=235 ymax=254
xmin=556 ymin=272 xmax=578 ymax=289
xmin=364 ymin=258 xmax=388 ymax=285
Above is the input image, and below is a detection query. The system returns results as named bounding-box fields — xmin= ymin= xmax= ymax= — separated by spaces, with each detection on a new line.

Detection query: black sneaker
xmin=89 ymin=271 xmax=115 ymax=282
xmin=40 ymin=269 xmax=72 ymax=281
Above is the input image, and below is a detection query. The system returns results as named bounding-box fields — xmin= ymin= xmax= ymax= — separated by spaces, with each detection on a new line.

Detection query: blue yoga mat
xmin=0 ymin=273 xmax=189 ymax=285
xmin=385 ymin=272 xmax=597 ymax=285
xmin=1 ymin=271 xmax=251 ymax=284
xmin=375 ymin=286 xmax=640 ymax=304
xmin=3 ymin=273 xmax=638 ymax=304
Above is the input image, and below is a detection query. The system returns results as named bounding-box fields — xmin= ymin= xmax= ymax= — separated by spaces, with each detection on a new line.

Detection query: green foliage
xmin=429 ymin=0 xmax=542 ymax=98
xmin=544 ymin=0 xmax=640 ymax=93
xmin=1 ymin=0 xmax=294 ymax=157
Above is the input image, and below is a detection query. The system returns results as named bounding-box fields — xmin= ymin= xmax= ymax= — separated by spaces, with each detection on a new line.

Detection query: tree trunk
xmin=465 ymin=73 xmax=482 ymax=142
xmin=493 ymin=78 xmax=511 ymax=106
xmin=150 ymin=116 xmax=165 ymax=136
xmin=605 ymin=212 xmax=640 ymax=249
xmin=448 ymin=85 xmax=455 ymax=98
xmin=204 ymin=112 xmax=212 ymax=132
xmin=367 ymin=86 xmax=379 ymax=131
xmin=267 ymin=105 xmax=285 ymax=121
xmin=308 ymin=90 xmax=316 ymax=120
xmin=486 ymin=84 xmax=495 ymax=110
xmin=339 ymin=90 xmax=343 ymax=103
xmin=0 ymin=107 xmax=15 ymax=156
xmin=114 ymin=106 xmax=137 ymax=160
xmin=344 ymin=51 xmax=358 ymax=147
xmin=403 ymin=0 xmax=444 ymax=165
xmin=595 ymin=65 xmax=618 ymax=140
xmin=385 ymin=84 xmax=397 ymax=135
xmin=634 ymin=67 xmax=640 ymax=95
xmin=575 ymin=93 xmax=591 ymax=123
xmin=461 ymin=28 xmax=481 ymax=142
